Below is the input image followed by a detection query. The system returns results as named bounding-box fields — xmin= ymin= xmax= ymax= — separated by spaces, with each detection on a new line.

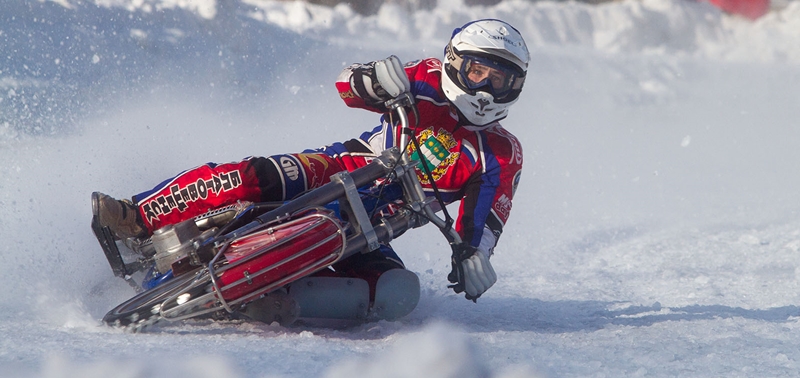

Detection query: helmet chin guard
xmin=442 ymin=70 xmax=508 ymax=126
xmin=442 ymin=19 xmax=530 ymax=126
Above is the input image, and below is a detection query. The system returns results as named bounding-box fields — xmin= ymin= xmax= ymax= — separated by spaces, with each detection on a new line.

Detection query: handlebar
xmin=385 ymin=93 xmax=462 ymax=246
xmin=386 ymin=93 xmax=476 ymax=300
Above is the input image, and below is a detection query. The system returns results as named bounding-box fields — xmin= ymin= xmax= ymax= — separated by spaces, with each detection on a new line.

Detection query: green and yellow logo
xmin=408 ymin=127 xmax=459 ymax=184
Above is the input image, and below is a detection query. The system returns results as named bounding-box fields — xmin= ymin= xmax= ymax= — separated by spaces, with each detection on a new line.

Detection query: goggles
xmin=455 ymin=54 xmax=525 ymax=100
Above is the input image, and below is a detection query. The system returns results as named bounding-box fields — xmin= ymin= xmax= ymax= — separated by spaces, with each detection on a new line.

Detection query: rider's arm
xmin=457 ymin=126 xmax=523 ymax=251
xmin=335 ymin=58 xmax=439 ymax=113
xmin=454 ymin=126 xmax=523 ymax=299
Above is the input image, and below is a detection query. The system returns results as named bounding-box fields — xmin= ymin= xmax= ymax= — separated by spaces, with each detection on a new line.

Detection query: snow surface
xmin=2 ymin=0 xmax=800 ymax=376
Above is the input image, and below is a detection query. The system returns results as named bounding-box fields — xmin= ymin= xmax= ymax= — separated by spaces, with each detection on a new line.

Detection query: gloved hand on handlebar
xmin=349 ymin=55 xmax=411 ymax=106
xmin=448 ymin=244 xmax=497 ymax=302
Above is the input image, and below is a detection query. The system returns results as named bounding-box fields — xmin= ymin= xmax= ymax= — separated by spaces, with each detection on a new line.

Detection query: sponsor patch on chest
xmin=408 ymin=127 xmax=460 ymax=184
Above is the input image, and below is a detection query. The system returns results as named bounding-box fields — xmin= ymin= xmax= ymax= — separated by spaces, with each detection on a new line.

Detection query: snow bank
xmin=3 ymin=0 xmax=796 ymax=139
xmin=239 ymin=0 xmax=800 ymax=61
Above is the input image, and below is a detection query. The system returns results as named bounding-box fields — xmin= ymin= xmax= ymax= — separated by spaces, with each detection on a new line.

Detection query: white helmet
xmin=442 ymin=19 xmax=530 ymax=126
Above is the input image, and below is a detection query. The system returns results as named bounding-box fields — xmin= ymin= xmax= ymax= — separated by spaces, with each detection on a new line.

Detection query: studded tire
xmin=103 ymin=268 xmax=207 ymax=332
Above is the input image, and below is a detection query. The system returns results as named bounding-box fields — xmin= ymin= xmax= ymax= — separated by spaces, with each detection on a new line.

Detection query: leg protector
xmin=285 ymin=268 xmax=420 ymax=323
xmin=372 ymin=268 xmax=420 ymax=321
xmin=241 ymin=289 xmax=300 ymax=326
xmin=288 ymin=276 xmax=371 ymax=321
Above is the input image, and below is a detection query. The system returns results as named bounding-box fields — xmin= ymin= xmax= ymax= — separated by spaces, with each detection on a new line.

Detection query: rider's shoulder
xmin=472 ymin=123 xmax=521 ymax=143
xmin=404 ymin=57 xmax=443 ymax=73
xmin=482 ymin=123 xmax=524 ymax=162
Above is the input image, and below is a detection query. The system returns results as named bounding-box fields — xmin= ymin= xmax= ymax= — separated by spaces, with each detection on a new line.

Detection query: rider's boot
xmin=92 ymin=192 xmax=148 ymax=240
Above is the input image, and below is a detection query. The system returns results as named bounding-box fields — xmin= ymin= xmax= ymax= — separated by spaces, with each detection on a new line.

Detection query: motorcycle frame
xmin=157 ymin=146 xmax=427 ymax=321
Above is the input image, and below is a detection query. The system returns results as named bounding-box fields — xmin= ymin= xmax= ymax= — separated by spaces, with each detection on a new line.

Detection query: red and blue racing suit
xmin=131 ymin=57 xmax=523 ymax=269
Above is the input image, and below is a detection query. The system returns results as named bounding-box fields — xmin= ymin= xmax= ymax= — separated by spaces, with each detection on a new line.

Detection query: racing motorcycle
xmin=92 ymin=93 xmax=474 ymax=332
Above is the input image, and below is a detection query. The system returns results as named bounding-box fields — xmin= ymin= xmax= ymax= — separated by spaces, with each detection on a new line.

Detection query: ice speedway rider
xmin=93 ymin=19 xmax=530 ymax=326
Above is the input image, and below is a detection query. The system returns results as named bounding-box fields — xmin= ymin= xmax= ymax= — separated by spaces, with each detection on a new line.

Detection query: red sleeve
xmin=335 ymin=65 xmax=372 ymax=110
xmin=487 ymin=126 xmax=523 ymax=228
xmin=334 ymin=58 xmax=441 ymax=113
xmin=456 ymin=126 xmax=523 ymax=248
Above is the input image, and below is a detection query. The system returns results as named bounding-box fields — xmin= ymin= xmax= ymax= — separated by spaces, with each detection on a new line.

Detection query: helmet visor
xmin=457 ymin=55 xmax=525 ymax=100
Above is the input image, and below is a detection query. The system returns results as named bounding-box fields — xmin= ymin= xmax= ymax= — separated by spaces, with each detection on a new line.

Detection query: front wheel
xmin=103 ymin=268 xmax=207 ymax=332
